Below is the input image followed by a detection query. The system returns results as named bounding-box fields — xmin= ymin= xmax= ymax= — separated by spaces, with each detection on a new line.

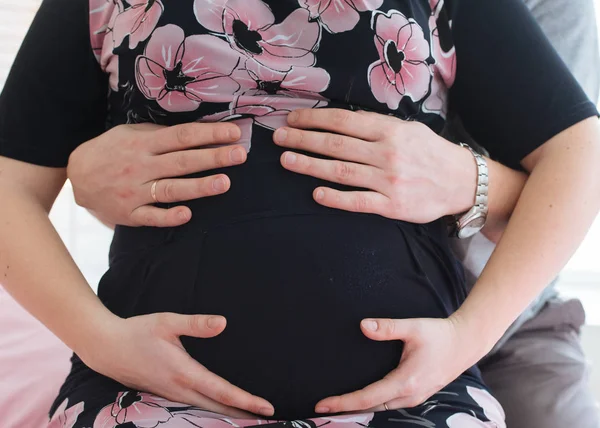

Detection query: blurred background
xmin=2 ymin=0 xmax=600 ymax=397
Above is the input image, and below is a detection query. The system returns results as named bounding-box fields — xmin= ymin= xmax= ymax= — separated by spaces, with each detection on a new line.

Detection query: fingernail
xmin=213 ymin=177 xmax=227 ymax=192
xmin=362 ymin=319 xmax=379 ymax=332
xmin=284 ymin=152 xmax=297 ymax=165
xmin=315 ymin=406 xmax=330 ymax=413
xmin=275 ymin=128 xmax=288 ymax=143
xmin=177 ymin=210 xmax=189 ymax=221
xmin=288 ymin=111 xmax=299 ymax=123
xmin=315 ymin=189 xmax=325 ymax=201
xmin=207 ymin=316 xmax=224 ymax=329
xmin=230 ymin=148 xmax=245 ymax=163
xmin=259 ymin=407 xmax=274 ymax=416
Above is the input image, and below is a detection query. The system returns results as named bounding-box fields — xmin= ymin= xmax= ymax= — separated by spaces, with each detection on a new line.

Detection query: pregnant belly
xmin=101 ymin=211 xmax=464 ymax=420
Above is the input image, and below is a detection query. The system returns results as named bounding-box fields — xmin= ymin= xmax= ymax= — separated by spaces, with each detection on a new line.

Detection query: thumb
xmin=162 ymin=313 xmax=227 ymax=339
xmin=360 ymin=318 xmax=418 ymax=341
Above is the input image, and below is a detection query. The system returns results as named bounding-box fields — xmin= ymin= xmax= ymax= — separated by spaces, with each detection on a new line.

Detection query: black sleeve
xmin=448 ymin=0 xmax=599 ymax=170
xmin=0 ymin=0 xmax=109 ymax=168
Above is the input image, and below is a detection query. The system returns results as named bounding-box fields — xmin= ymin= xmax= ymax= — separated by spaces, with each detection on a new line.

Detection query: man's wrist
xmin=449 ymin=143 xmax=479 ymax=216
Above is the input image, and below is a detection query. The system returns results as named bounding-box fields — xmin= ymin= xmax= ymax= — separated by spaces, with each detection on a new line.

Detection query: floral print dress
xmin=86 ymin=0 xmax=456 ymax=152
xmin=0 ymin=0 xmax=597 ymax=426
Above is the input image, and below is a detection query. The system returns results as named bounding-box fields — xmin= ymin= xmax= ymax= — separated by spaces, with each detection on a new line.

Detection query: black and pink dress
xmin=0 ymin=0 xmax=596 ymax=426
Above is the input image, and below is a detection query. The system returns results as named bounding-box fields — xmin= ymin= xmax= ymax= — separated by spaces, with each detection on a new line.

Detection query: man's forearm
xmin=456 ymin=118 xmax=600 ymax=347
xmin=481 ymin=158 xmax=527 ymax=243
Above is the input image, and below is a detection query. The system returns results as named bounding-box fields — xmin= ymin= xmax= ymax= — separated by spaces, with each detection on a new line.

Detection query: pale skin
xmin=1 ymin=110 xmax=599 ymax=416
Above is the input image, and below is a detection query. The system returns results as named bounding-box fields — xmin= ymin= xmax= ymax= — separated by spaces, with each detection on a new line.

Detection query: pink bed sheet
xmin=0 ymin=286 xmax=71 ymax=428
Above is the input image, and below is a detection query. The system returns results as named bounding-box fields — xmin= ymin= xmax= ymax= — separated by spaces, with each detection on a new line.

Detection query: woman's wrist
xmin=64 ymin=299 xmax=123 ymax=360
xmin=449 ymin=298 xmax=512 ymax=356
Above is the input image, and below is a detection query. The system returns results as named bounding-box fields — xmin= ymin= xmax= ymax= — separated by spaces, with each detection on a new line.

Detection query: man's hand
xmin=67 ymin=122 xmax=247 ymax=227
xmin=274 ymin=109 xmax=478 ymax=223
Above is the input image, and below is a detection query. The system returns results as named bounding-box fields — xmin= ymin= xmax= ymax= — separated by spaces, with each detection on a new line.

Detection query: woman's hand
xmin=78 ymin=312 xmax=275 ymax=418
xmin=273 ymin=109 xmax=477 ymax=223
xmin=67 ymin=122 xmax=247 ymax=228
xmin=314 ymin=315 xmax=488 ymax=413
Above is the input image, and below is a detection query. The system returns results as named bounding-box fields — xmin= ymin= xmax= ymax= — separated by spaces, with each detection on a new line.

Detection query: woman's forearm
xmin=0 ymin=163 xmax=116 ymax=356
xmin=455 ymin=117 xmax=600 ymax=350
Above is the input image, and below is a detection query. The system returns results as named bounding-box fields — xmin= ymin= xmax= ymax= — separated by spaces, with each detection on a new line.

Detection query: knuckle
xmin=119 ymin=164 xmax=137 ymax=177
xmin=187 ymin=315 xmax=202 ymax=334
xmin=407 ymin=395 xmax=425 ymax=408
xmin=332 ymin=109 xmax=352 ymax=126
xmin=195 ymin=179 xmax=210 ymax=196
xmin=357 ymin=396 xmax=373 ymax=410
xmin=176 ymin=124 xmax=195 ymax=146
xmin=215 ymin=390 xmax=236 ymax=407
xmin=116 ymin=187 xmax=136 ymax=201
xmin=390 ymin=384 xmax=404 ymax=399
xmin=411 ymin=319 xmax=425 ymax=336
xmin=289 ymin=128 xmax=304 ymax=146
xmin=127 ymin=135 xmax=143 ymax=151
xmin=163 ymin=181 xmax=176 ymax=201
xmin=214 ymin=149 xmax=227 ymax=168
xmin=175 ymin=152 xmax=189 ymax=173
xmin=354 ymin=194 xmax=370 ymax=212
xmin=296 ymin=109 xmax=311 ymax=123
xmin=212 ymin=124 xmax=229 ymax=142
xmin=381 ymin=319 xmax=395 ymax=336
xmin=386 ymin=173 xmax=402 ymax=187
xmin=143 ymin=212 xmax=158 ymax=227
xmin=383 ymin=148 xmax=403 ymax=166
xmin=334 ymin=161 xmax=353 ymax=181
xmin=407 ymin=120 xmax=426 ymax=133
xmin=326 ymin=134 xmax=345 ymax=153
xmin=403 ymin=377 xmax=418 ymax=396
xmin=151 ymin=313 xmax=170 ymax=335
xmin=370 ymin=126 xmax=386 ymax=142
xmin=173 ymin=370 xmax=193 ymax=389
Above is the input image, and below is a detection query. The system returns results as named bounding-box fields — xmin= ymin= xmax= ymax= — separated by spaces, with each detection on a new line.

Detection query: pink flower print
xmin=312 ymin=413 xmax=375 ymax=428
xmin=468 ymin=387 xmax=506 ymax=427
xmin=112 ymin=0 xmax=164 ymax=50
xmin=429 ymin=0 xmax=456 ymax=87
xmin=446 ymin=414 xmax=495 ymax=428
xmin=298 ymin=0 xmax=383 ymax=34
xmin=160 ymin=411 xmax=373 ymax=428
xmin=161 ymin=411 xmax=267 ymax=427
xmin=422 ymin=72 xmax=448 ymax=118
xmin=136 ymin=25 xmax=242 ymax=113
xmin=236 ymin=95 xmax=328 ymax=130
xmin=446 ymin=387 xmax=506 ymax=428
xmin=368 ymin=10 xmax=432 ymax=109
xmin=89 ymin=0 xmax=120 ymax=58
xmin=194 ymin=0 xmax=321 ymax=71
xmin=48 ymin=399 xmax=84 ymax=428
xmin=89 ymin=0 xmax=121 ymax=89
xmin=93 ymin=391 xmax=188 ymax=428
xmin=233 ymin=59 xmax=330 ymax=98
xmin=201 ymin=95 xmax=328 ymax=152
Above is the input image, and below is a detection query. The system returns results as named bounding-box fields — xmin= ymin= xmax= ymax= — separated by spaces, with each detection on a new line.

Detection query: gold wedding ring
xmin=151 ymin=180 xmax=159 ymax=203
